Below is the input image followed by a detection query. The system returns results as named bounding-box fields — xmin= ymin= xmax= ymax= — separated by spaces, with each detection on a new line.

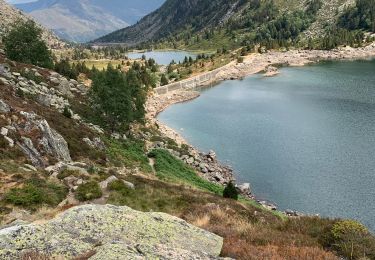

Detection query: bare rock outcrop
xmin=37 ymin=119 xmax=71 ymax=162
xmin=18 ymin=136 xmax=44 ymax=167
xmin=2 ymin=111 xmax=71 ymax=167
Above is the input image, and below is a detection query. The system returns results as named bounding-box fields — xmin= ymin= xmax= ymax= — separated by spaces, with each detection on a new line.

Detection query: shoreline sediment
xmin=146 ymin=43 xmax=375 ymax=212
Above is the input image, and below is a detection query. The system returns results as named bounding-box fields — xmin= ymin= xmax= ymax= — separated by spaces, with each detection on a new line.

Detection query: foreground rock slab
xmin=0 ymin=204 xmax=224 ymax=259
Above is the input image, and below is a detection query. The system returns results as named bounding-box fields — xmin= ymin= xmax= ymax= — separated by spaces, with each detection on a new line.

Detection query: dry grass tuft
xmin=183 ymin=204 xmax=339 ymax=260
xmin=20 ymin=251 xmax=51 ymax=260
xmin=222 ymin=242 xmax=339 ymax=260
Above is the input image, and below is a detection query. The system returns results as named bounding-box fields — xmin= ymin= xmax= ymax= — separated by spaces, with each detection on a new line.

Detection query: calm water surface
xmin=127 ymin=50 xmax=196 ymax=65
xmin=158 ymin=60 xmax=375 ymax=231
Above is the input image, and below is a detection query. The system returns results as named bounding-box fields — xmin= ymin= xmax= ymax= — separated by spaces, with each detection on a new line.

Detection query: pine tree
xmin=160 ymin=74 xmax=169 ymax=86
xmin=89 ymin=64 xmax=147 ymax=132
xmin=4 ymin=20 xmax=53 ymax=68
xmin=223 ymin=182 xmax=239 ymax=200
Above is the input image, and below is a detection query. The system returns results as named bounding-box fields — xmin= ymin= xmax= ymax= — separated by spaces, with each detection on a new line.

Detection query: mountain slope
xmin=95 ymin=0 xmax=243 ymax=45
xmin=0 ymin=0 xmax=63 ymax=49
xmin=94 ymin=0 xmax=357 ymax=46
xmin=15 ymin=0 xmax=165 ymax=42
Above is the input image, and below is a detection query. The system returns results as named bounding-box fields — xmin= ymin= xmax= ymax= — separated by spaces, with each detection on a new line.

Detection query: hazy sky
xmin=6 ymin=0 xmax=37 ymax=3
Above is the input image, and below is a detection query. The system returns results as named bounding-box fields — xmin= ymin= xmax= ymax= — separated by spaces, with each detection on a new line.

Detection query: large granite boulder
xmin=0 ymin=204 xmax=224 ymax=259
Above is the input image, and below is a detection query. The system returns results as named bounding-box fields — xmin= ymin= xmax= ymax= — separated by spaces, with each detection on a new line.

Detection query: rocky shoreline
xmin=216 ymin=43 xmax=375 ymax=82
xmin=146 ymin=91 xmax=239 ymax=188
xmin=146 ymin=43 xmax=375 ymax=213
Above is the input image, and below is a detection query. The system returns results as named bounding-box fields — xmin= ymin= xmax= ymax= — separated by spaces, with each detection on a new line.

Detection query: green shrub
xmin=87 ymin=165 xmax=97 ymax=174
xmin=16 ymin=88 xmax=24 ymax=98
xmin=21 ymin=69 xmax=43 ymax=84
xmin=0 ymin=136 xmax=7 ymax=149
xmin=223 ymin=181 xmax=238 ymax=200
xmin=4 ymin=178 xmax=68 ymax=208
xmin=108 ymin=180 xmax=127 ymax=191
xmin=56 ymin=169 xmax=77 ymax=180
xmin=5 ymin=184 xmax=43 ymax=206
xmin=75 ymin=181 xmax=102 ymax=201
xmin=54 ymin=58 xmax=80 ymax=80
xmin=108 ymin=180 xmax=134 ymax=198
xmin=63 ymin=106 xmax=72 ymax=118
xmin=331 ymin=220 xmax=375 ymax=259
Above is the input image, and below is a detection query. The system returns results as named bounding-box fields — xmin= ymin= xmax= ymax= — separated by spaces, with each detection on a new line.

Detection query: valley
xmin=14 ymin=0 xmax=165 ymax=42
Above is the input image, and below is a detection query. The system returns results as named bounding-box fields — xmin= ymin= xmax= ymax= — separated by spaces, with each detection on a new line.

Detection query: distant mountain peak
xmin=14 ymin=0 xmax=165 ymax=43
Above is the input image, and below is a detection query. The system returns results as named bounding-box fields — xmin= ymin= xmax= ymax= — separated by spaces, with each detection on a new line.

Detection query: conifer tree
xmin=160 ymin=74 xmax=169 ymax=86
xmin=4 ymin=20 xmax=53 ymax=68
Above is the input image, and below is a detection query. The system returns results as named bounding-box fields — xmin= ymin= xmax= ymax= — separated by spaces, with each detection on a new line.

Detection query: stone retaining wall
xmin=154 ymin=67 xmax=223 ymax=94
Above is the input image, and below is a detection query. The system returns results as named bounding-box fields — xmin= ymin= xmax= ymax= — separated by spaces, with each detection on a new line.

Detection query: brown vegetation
xmin=109 ymin=175 xmax=343 ymax=259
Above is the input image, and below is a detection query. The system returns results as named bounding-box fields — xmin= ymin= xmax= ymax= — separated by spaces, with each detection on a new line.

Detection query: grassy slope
xmin=106 ymin=149 xmax=340 ymax=259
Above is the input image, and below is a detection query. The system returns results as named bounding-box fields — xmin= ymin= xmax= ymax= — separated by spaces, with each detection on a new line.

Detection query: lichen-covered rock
xmin=0 ymin=99 xmax=10 ymax=113
xmin=0 ymin=204 xmax=224 ymax=259
xmin=91 ymin=241 xmax=222 ymax=260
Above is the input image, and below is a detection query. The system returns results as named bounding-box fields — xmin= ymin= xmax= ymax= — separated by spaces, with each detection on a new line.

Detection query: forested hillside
xmin=95 ymin=0 xmax=374 ymax=50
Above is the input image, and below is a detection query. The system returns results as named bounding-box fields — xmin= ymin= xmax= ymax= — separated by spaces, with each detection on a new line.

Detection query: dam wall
xmin=154 ymin=67 xmax=223 ymax=95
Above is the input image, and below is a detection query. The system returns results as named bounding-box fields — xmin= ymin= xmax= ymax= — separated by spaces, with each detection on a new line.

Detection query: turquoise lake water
xmin=158 ymin=59 xmax=375 ymax=231
xmin=127 ymin=50 xmax=196 ymax=65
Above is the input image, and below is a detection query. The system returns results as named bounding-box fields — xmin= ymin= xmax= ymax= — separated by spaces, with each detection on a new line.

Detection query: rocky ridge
xmin=0 ymin=204 xmax=224 ymax=259
xmin=0 ymin=50 xmax=106 ymax=169
xmin=0 ymin=0 xmax=64 ymax=49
